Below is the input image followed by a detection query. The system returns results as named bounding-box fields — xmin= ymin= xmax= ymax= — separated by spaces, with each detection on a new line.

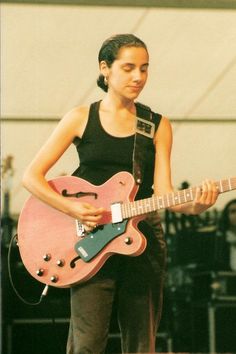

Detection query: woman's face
xmin=104 ymin=46 xmax=149 ymax=100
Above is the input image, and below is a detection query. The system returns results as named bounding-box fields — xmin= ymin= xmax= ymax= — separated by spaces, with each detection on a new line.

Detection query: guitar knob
xmin=56 ymin=259 xmax=65 ymax=267
xmin=43 ymin=254 xmax=51 ymax=261
xmin=36 ymin=269 xmax=44 ymax=276
xmin=124 ymin=237 xmax=132 ymax=245
xmin=50 ymin=275 xmax=58 ymax=283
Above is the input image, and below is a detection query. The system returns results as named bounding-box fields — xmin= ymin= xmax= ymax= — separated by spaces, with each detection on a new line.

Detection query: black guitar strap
xmin=133 ymin=102 xmax=162 ymax=185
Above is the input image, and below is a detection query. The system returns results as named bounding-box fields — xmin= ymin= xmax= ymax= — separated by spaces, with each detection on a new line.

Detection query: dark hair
xmin=219 ymin=199 xmax=236 ymax=232
xmin=96 ymin=34 xmax=148 ymax=92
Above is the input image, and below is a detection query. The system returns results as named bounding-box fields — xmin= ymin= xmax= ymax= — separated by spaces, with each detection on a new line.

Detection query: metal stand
xmin=208 ymin=304 xmax=216 ymax=353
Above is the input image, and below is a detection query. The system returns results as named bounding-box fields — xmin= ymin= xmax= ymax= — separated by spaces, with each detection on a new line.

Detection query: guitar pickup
xmin=111 ymin=202 xmax=123 ymax=223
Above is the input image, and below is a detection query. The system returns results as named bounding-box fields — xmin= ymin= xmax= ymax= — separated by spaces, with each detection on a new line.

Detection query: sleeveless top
xmin=72 ymin=100 xmax=161 ymax=200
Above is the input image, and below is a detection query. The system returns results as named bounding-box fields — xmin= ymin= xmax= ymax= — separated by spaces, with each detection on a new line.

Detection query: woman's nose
xmin=132 ymin=69 xmax=142 ymax=82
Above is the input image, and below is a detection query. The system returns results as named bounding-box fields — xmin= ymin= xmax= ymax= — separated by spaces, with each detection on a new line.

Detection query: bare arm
xmin=153 ymin=117 xmax=219 ymax=215
xmin=22 ymin=106 xmax=104 ymax=226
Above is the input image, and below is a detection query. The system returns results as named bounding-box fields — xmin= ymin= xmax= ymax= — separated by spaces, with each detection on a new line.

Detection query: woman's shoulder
xmin=59 ymin=105 xmax=91 ymax=138
xmin=63 ymin=105 xmax=90 ymax=122
xmin=157 ymin=115 xmax=172 ymax=132
xmin=154 ymin=115 xmax=172 ymax=145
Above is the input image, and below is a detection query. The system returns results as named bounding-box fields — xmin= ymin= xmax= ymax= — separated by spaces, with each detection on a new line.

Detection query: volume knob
xmin=50 ymin=275 xmax=58 ymax=283
xmin=56 ymin=259 xmax=65 ymax=267
xmin=36 ymin=269 xmax=44 ymax=276
xmin=43 ymin=254 xmax=51 ymax=261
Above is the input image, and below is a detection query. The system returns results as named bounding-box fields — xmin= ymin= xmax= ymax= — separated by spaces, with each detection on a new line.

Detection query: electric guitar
xmin=17 ymin=172 xmax=236 ymax=288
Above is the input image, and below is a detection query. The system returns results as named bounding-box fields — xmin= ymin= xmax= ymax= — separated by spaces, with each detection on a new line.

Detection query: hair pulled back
xmin=97 ymin=34 xmax=148 ymax=92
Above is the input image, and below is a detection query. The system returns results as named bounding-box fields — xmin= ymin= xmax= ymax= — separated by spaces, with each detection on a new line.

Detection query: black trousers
xmin=67 ymin=214 xmax=166 ymax=354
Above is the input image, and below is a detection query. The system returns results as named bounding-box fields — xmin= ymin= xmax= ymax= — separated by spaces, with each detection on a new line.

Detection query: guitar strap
xmin=133 ymin=102 xmax=162 ymax=185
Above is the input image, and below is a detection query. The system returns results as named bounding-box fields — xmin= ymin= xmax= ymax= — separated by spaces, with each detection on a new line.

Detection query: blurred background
xmin=1 ymin=0 xmax=236 ymax=353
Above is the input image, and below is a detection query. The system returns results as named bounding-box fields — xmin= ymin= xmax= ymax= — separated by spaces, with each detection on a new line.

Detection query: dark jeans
xmin=67 ymin=214 xmax=166 ymax=354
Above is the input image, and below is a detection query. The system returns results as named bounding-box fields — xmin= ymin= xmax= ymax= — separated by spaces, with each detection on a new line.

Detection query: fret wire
xmin=129 ymin=202 xmax=133 ymax=218
xmin=143 ymin=199 xmax=147 ymax=213
xmin=166 ymin=194 xmax=169 ymax=207
xmin=151 ymin=196 xmax=155 ymax=211
xmin=219 ymin=179 xmax=223 ymax=192
xmin=232 ymin=177 xmax=236 ymax=188
xmin=171 ymin=192 xmax=175 ymax=206
xmin=144 ymin=199 xmax=147 ymax=212
xmin=174 ymin=192 xmax=178 ymax=204
xmin=231 ymin=177 xmax=234 ymax=187
xmin=154 ymin=196 xmax=156 ymax=209
xmin=145 ymin=198 xmax=150 ymax=213
xmin=133 ymin=201 xmax=138 ymax=216
xmin=159 ymin=196 xmax=164 ymax=209
xmin=188 ymin=189 xmax=191 ymax=201
xmin=189 ymin=188 xmax=193 ymax=201
xmin=183 ymin=189 xmax=187 ymax=203
xmin=140 ymin=200 xmax=144 ymax=214
xmin=137 ymin=200 xmax=143 ymax=215
xmin=228 ymin=178 xmax=232 ymax=190
xmin=156 ymin=195 xmax=160 ymax=210
xmin=162 ymin=195 xmax=166 ymax=208
xmin=134 ymin=201 xmax=138 ymax=216
xmin=178 ymin=191 xmax=181 ymax=203
xmin=130 ymin=201 xmax=135 ymax=217
xmin=149 ymin=197 xmax=153 ymax=211
xmin=121 ymin=204 xmax=125 ymax=219
xmin=125 ymin=202 xmax=129 ymax=218
xmin=125 ymin=203 xmax=129 ymax=219
xmin=124 ymin=202 xmax=128 ymax=218
xmin=151 ymin=195 xmax=156 ymax=211
xmin=155 ymin=196 xmax=159 ymax=210
xmin=138 ymin=200 xmax=143 ymax=215
xmin=186 ymin=188 xmax=190 ymax=201
xmin=126 ymin=202 xmax=129 ymax=218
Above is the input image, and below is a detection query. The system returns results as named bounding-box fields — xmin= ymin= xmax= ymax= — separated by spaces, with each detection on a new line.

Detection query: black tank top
xmin=72 ymin=101 xmax=160 ymax=199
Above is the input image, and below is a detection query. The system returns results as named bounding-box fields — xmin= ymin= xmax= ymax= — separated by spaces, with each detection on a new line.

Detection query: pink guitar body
xmin=17 ymin=172 xmax=147 ymax=288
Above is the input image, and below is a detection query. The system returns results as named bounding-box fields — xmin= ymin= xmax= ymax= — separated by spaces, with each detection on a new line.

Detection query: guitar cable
xmin=7 ymin=232 xmax=49 ymax=305
xmin=7 ymin=234 xmax=69 ymax=353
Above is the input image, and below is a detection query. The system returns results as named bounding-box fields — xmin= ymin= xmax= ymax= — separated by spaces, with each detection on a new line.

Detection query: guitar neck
xmin=121 ymin=177 xmax=236 ymax=219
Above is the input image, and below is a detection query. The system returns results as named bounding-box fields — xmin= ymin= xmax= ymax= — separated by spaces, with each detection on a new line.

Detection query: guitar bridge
xmin=75 ymin=220 xmax=86 ymax=237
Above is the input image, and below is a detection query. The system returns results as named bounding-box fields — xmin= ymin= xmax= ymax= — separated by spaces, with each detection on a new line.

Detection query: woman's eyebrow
xmin=121 ymin=62 xmax=149 ymax=67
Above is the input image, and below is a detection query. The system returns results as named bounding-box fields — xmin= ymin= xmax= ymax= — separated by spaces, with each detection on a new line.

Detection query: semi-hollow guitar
xmin=17 ymin=172 xmax=236 ymax=288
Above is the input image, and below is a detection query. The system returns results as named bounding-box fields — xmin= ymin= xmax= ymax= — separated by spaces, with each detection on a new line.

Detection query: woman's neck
xmin=101 ymin=92 xmax=136 ymax=114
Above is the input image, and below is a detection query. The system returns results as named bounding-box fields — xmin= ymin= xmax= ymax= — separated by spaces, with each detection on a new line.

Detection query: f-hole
xmin=61 ymin=190 xmax=98 ymax=199
xmin=70 ymin=256 xmax=81 ymax=268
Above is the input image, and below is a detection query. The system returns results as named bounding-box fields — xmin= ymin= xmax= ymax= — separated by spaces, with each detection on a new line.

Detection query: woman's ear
xmin=99 ymin=60 xmax=109 ymax=77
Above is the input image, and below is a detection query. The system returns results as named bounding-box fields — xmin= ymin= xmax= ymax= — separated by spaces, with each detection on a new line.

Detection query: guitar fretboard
xmin=121 ymin=177 xmax=236 ymax=219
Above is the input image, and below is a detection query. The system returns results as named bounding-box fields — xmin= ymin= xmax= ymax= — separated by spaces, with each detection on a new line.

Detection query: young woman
xmin=22 ymin=34 xmax=219 ymax=353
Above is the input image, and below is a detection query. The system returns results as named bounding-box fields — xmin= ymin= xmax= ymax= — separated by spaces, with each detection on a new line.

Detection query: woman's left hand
xmin=192 ymin=179 xmax=219 ymax=214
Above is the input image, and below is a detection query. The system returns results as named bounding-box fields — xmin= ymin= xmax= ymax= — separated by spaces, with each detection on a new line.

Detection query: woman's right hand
xmin=67 ymin=200 xmax=105 ymax=231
